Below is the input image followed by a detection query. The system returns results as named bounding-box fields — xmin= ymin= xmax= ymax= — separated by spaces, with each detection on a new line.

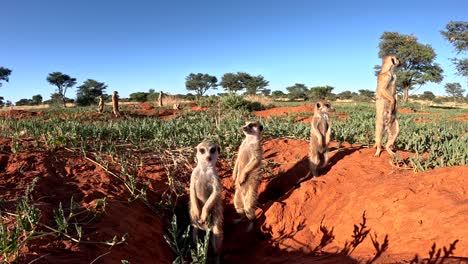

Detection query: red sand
xmin=0 ymin=124 xmax=466 ymax=263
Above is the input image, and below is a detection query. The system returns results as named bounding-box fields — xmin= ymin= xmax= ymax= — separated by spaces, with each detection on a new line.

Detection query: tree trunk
xmin=62 ymin=95 xmax=67 ymax=108
xmin=403 ymin=88 xmax=409 ymax=103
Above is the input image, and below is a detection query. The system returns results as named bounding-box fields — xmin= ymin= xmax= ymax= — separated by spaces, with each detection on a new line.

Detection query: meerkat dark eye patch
xmin=209 ymin=147 xmax=216 ymax=154
xmin=199 ymin=148 xmax=205 ymax=154
xmin=325 ymin=104 xmax=330 ymax=108
xmin=259 ymin=125 xmax=263 ymax=131
xmin=248 ymin=123 xmax=254 ymax=128
xmin=316 ymin=103 xmax=321 ymax=108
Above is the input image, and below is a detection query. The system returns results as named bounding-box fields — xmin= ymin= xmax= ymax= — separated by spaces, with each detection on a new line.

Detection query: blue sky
xmin=1 ymin=0 xmax=467 ymax=103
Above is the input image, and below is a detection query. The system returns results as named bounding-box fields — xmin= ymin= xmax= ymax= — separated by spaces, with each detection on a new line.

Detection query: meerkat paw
xmin=374 ymin=148 xmax=382 ymax=157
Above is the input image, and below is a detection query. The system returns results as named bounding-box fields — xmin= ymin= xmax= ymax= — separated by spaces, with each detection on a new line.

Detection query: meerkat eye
xmin=325 ymin=104 xmax=330 ymax=108
xmin=199 ymin=148 xmax=205 ymax=154
xmin=248 ymin=123 xmax=254 ymax=128
xmin=316 ymin=103 xmax=321 ymax=108
xmin=259 ymin=125 xmax=263 ymax=131
xmin=209 ymin=147 xmax=216 ymax=154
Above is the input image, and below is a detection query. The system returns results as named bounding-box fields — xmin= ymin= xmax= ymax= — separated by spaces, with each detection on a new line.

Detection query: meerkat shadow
xmin=258 ymin=156 xmax=310 ymax=206
xmin=320 ymin=145 xmax=364 ymax=175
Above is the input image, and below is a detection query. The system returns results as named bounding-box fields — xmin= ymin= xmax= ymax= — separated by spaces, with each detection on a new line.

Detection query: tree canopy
xmin=0 ymin=67 xmax=12 ymax=87
xmin=185 ymin=73 xmax=218 ymax=97
xmin=309 ymin=86 xmax=334 ymax=100
xmin=444 ymin=82 xmax=465 ymax=100
xmin=375 ymin=32 xmax=443 ymax=102
xmin=47 ymin=72 xmax=77 ymax=107
xmin=243 ymin=74 xmax=269 ymax=95
xmin=76 ymin=79 xmax=108 ymax=106
xmin=441 ymin=21 xmax=468 ymax=81
xmin=220 ymin=72 xmax=245 ymax=93
xmin=286 ymin=83 xmax=308 ymax=100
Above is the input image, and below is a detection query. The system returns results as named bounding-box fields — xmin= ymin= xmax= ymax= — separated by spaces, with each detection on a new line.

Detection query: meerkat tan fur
xmin=112 ymin=91 xmax=121 ymax=117
xmin=309 ymin=100 xmax=334 ymax=177
xmin=158 ymin=91 xmax=163 ymax=107
xmin=173 ymin=103 xmax=180 ymax=110
xmin=374 ymin=55 xmax=400 ymax=157
xmin=190 ymin=141 xmax=223 ymax=258
xmin=233 ymin=121 xmax=263 ymax=226
xmin=97 ymin=95 xmax=104 ymax=113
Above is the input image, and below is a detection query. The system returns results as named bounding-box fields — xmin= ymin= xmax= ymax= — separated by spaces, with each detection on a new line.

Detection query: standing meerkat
xmin=158 ymin=91 xmax=164 ymax=107
xmin=112 ymin=91 xmax=121 ymax=117
xmin=374 ymin=55 xmax=400 ymax=157
xmin=233 ymin=121 xmax=263 ymax=229
xmin=309 ymin=100 xmax=334 ymax=177
xmin=97 ymin=95 xmax=104 ymax=113
xmin=190 ymin=141 xmax=223 ymax=260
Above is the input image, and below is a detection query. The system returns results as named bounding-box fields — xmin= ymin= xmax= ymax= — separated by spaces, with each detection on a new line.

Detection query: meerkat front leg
xmin=200 ymin=180 xmax=221 ymax=224
xmin=238 ymin=158 xmax=260 ymax=185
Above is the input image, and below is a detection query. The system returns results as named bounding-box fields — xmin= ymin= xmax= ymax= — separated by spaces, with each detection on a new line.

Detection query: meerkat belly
xmin=195 ymin=180 xmax=213 ymax=202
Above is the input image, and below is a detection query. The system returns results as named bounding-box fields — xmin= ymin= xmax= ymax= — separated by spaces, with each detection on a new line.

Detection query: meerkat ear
xmin=217 ymin=146 xmax=221 ymax=154
xmin=391 ymin=57 xmax=396 ymax=65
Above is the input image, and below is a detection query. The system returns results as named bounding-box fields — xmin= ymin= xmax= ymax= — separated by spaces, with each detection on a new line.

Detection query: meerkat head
xmin=242 ymin=120 xmax=263 ymax=138
xmin=315 ymin=100 xmax=335 ymax=114
xmin=381 ymin=55 xmax=400 ymax=72
xmin=196 ymin=141 xmax=220 ymax=165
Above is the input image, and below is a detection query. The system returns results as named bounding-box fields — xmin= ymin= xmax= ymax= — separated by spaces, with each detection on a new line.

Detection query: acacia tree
xmin=47 ymin=72 xmax=77 ymax=107
xmin=445 ymin=82 xmax=465 ymax=101
xmin=375 ymin=32 xmax=443 ymax=102
xmin=441 ymin=21 xmax=468 ymax=81
xmin=76 ymin=79 xmax=107 ymax=106
xmin=0 ymin=67 xmax=12 ymax=87
xmin=185 ymin=73 xmax=218 ymax=97
xmin=309 ymin=86 xmax=334 ymax=100
xmin=243 ymin=74 xmax=269 ymax=95
xmin=31 ymin=94 xmax=43 ymax=105
xmin=220 ymin=73 xmax=245 ymax=93
xmin=286 ymin=83 xmax=308 ymax=100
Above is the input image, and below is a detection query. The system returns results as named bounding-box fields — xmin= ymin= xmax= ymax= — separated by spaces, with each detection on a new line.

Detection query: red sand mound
xmin=0 ymin=150 xmax=172 ymax=264
xmin=0 ymin=109 xmax=43 ymax=119
xmin=221 ymin=139 xmax=467 ymax=263
xmin=1 ymin=137 xmax=466 ymax=263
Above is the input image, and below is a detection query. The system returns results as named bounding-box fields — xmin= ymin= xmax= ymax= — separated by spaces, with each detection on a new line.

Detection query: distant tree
xmin=420 ymin=91 xmax=436 ymax=101
xmin=15 ymin=98 xmax=33 ymax=106
xmin=76 ymin=79 xmax=107 ymax=106
xmin=358 ymin=89 xmax=375 ymax=98
xmin=243 ymin=74 xmax=269 ymax=95
xmin=375 ymin=32 xmax=443 ymax=102
xmin=220 ymin=73 xmax=245 ymax=93
xmin=129 ymin=92 xmax=149 ymax=102
xmin=185 ymin=73 xmax=218 ymax=97
xmin=5 ymin=100 xmax=12 ymax=107
xmin=309 ymin=86 xmax=334 ymax=100
xmin=147 ymin=89 xmax=158 ymax=102
xmin=441 ymin=21 xmax=468 ymax=81
xmin=286 ymin=83 xmax=308 ymax=100
xmin=336 ymin=90 xmax=357 ymax=100
xmin=445 ymin=82 xmax=465 ymax=101
xmin=271 ymin=90 xmax=286 ymax=97
xmin=0 ymin=67 xmax=12 ymax=87
xmin=31 ymin=94 xmax=43 ymax=105
xmin=0 ymin=96 xmax=4 ymax=108
xmin=47 ymin=72 xmax=77 ymax=107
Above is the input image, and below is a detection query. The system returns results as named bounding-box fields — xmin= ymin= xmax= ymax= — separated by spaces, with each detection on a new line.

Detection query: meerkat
xmin=309 ymin=100 xmax=335 ymax=177
xmin=374 ymin=55 xmax=400 ymax=157
xmin=112 ymin=91 xmax=121 ymax=117
xmin=97 ymin=95 xmax=104 ymax=113
xmin=232 ymin=121 xmax=263 ymax=229
xmin=190 ymin=141 xmax=223 ymax=260
xmin=158 ymin=91 xmax=163 ymax=107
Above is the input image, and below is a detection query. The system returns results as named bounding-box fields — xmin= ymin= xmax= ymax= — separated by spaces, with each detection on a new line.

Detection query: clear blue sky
xmin=1 ymin=0 xmax=467 ymax=103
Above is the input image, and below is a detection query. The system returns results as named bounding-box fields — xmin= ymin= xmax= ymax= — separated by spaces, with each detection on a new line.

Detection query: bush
xmin=220 ymin=94 xmax=265 ymax=111
xmin=196 ymin=96 xmax=218 ymax=108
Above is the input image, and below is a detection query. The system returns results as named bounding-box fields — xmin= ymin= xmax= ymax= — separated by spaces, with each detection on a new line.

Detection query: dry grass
xmin=243 ymin=95 xmax=274 ymax=106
